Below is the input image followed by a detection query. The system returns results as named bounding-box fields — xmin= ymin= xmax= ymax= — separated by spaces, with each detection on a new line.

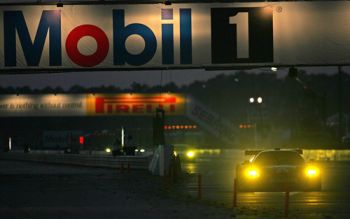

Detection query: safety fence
xmin=0 ymin=151 xmax=152 ymax=170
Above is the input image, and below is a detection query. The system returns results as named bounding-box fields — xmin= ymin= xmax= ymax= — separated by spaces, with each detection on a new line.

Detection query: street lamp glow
xmin=257 ymin=97 xmax=263 ymax=104
xmin=249 ymin=97 xmax=255 ymax=103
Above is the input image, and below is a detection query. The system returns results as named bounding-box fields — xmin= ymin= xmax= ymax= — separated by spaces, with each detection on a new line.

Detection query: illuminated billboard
xmin=1 ymin=1 xmax=350 ymax=71
xmin=86 ymin=93 xmax=185 ymax=116
xmin=0 ymin=93 xmax=186 ymax=117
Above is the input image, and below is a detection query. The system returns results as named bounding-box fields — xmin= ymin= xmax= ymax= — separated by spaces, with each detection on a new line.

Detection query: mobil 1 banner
xmin=0 ymin=1 xmax=349 ymax=71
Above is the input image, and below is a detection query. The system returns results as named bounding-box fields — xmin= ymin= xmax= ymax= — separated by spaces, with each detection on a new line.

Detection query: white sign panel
xmin=0 ymin=94 xmax=86 ymax=116
xmin=0 ymin=1 xmax=349 ymax=70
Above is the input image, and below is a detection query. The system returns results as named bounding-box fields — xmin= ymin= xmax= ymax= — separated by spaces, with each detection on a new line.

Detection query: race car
xmin=235 ymin=149 xmax=321 ymax=192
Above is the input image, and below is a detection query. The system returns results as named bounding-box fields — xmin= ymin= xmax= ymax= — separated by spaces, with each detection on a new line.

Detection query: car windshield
xmin=253 ymin=151 xmax=305 ymax=166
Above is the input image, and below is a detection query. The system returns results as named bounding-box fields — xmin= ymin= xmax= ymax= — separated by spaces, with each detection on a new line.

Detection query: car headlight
xmin=245 ymin=167 xmax=260 ymax=179
xmin=186 ymin=150 xmax=195 ymax=159
xmin=105 ymin=148 xmax=111 ymax=153
xmin=305 ymin=166 xmax=319 ymax=177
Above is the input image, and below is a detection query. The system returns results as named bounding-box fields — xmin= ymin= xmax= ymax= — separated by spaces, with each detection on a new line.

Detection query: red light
xmin=79 ymin=136 xmax=84 ymax=145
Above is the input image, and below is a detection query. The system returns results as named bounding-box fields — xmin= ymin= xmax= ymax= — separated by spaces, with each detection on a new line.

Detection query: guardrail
xmin=0 ymin=152 xmax=152 ymax=170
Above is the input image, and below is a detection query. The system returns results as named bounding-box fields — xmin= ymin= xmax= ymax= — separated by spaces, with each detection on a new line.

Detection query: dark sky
xmin=0 ymin=67 xmax=344 ymax=89
xmin=0 ymin=69 xmax=223 ymax=89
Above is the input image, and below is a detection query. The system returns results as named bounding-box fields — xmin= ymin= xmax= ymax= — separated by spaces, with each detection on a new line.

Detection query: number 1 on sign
xmin=229 ymin=12 xmax=249 ymax=59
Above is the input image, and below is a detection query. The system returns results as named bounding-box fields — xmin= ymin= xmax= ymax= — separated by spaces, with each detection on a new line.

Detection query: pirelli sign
xmin=86 ymin=93 xmax=185 ymax=116
xmin=0 ymin=93 xmax=186 ymax=117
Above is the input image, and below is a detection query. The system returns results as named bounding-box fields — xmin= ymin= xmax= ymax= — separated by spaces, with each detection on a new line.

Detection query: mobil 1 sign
xmin=0 ymin=1 xmax=349 ymax=71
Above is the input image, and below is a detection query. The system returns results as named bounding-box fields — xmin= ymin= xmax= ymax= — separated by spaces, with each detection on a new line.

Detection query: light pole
xmin=338 ymin=66 xmax=344 ymax=145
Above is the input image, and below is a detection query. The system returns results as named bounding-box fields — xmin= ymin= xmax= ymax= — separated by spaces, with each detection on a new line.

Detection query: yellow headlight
xmin=105 ymin=148 xmax=111 ymax=153
xmin=245 ymin=167 xmax=260 ymax=179
xmin=305 ymin=166 xmax=319 ymax=177
xmin=186 ymin=150 xmax=195 ymax=159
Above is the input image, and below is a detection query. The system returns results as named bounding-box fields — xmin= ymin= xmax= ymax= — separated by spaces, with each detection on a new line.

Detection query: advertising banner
xmin=0 ymin=1 xmax=349 ymax=71
xmin=86 ymin=93 xmax=186 ymax=116
xmin=0 ymin=94 xmax=86 ymax=117
xmin=0 ymin=93 xmax=185 ymax=117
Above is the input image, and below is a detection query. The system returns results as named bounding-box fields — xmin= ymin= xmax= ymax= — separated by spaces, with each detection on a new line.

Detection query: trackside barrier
xmin=149 ymin=145 xmax=177 ymax=176
xmin=197 ymin=173 xmax=202 ymax=200
xmin=0 ymin=152 xmax=151 ymax=170
xmin=285 ymin=188 xmax=290 ymax=217
xmin=233 ymin=178 xmax=237 ymax=208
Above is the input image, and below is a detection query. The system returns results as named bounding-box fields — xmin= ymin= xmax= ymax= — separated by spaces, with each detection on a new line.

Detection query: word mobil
xmin=3 ymin=9 xmax=192 ymax=67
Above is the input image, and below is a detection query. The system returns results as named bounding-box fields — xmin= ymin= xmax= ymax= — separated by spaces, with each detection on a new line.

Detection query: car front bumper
xmin=236 ymin=177 xmax=321 ymax=192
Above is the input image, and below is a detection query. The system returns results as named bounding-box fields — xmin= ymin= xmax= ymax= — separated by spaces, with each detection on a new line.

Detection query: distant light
xmin=8 ymin=137 xmax=12 ymax=151
xmin=249 ymin=97 xmax=255 ymax=103
xmin=257 ymin=97 xmax=263 ymax=104
xmin=186 ymin=150 xmax=195 ymax=159
xmin=140 ymin=149 xmax=145 ymax=153
xmin=105 ymin=148 xmax=111 ymax=153
xmin=79 ymin=136 xmax=84 ymax=145
xmin=271 ymin=67 xmax=278 ymax=72
xmin=121 ymin=127 xmax=124 ymax=147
